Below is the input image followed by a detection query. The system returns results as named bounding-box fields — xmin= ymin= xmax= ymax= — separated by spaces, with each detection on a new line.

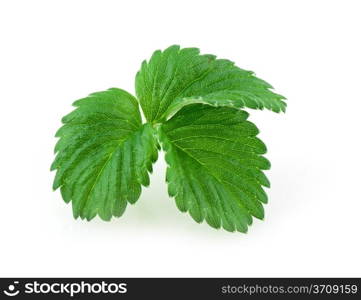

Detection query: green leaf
xmin=52 ymin=45 xmax=285 ymax=232
xmin=51 ymin=88 xmax=158 ymax=221
xmin=135 ymin=45 xmax=286 ymax=123
xmin=158 ymin=104 xmax=270 ymax=232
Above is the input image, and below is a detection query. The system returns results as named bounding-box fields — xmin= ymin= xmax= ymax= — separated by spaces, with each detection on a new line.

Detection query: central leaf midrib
xmin=167 ymin=134 xmax=226 ymax=188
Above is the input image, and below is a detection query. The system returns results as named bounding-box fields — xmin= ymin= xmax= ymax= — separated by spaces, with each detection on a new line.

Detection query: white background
xmin=0 ymin=0 xmax=360 ymax=277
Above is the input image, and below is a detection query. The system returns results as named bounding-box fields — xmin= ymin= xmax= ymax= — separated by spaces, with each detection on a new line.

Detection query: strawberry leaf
xmin=52 ymin=45 xmax=286 ymax=233
xmin=51 ymin=88 xmax=158 ymax=220
xmin=158 ymin=104 xmax=270 ymax=232
xmin=135 ymin=45 xmax=286 ymax=123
